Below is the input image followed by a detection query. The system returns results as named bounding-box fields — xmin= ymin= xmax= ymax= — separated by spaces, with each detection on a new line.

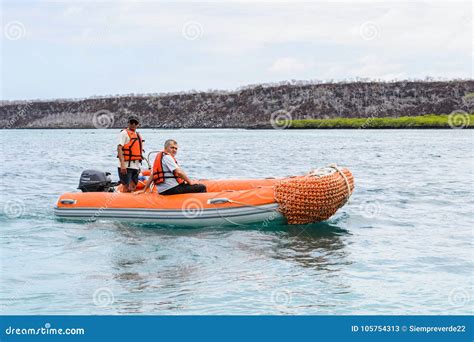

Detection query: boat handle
xmin=60 ymin=199 xmax=77 ymax=205
xmin=208 ymin=198 xmax=231 ymax=204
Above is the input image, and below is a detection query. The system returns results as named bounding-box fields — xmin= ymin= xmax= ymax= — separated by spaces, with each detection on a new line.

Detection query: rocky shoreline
xmin=1 ymin=80 xmax=473 ymax=129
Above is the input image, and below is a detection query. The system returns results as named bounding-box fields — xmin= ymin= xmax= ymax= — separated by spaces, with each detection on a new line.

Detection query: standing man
xmin=137 ymin=139 xmax=206 ymax=195
xmin=117 ymin=116 xmax=144 ymax=192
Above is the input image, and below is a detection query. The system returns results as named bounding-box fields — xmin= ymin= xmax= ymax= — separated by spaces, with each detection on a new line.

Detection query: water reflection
xmin=111 ymin=222 xmax=205 ymax=313
xmin=266 ymin=221 xmax=350 ymax=270
xmin=108 ymin=219 xmax=351 ymax=313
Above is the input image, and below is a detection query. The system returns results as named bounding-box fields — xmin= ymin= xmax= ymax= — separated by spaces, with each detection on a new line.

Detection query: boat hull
xmin=54 ymin=203 xmax=285 ymax=227
xmin=54 ymin=183 xmax=283 ymax=227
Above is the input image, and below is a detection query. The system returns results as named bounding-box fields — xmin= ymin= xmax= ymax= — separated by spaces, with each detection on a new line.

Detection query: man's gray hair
xmin=164 ymin=139 xmax=178 ymax=148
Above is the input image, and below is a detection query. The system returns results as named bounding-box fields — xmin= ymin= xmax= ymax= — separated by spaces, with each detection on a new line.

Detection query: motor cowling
xmin=78 ymin=170 xmax=116 ymax=192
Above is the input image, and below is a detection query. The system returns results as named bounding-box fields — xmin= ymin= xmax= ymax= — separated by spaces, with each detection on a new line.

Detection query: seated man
xmin=137 ymin=139 xmax=206 ymax=195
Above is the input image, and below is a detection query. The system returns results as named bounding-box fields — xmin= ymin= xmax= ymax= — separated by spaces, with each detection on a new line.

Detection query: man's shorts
xmin=118 ymin=168 xmax=139 ymax=185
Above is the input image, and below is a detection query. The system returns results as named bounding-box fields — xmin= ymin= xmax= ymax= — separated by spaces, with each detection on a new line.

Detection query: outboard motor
xmin=78 ymin=170 xmax=117 ymax=192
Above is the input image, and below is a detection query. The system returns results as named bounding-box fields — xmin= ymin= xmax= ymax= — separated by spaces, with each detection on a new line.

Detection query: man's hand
xmin=175 ymin=168 xmax=193 ymax=185
xmin=117 ymin=145 xmax=126 ymax=174
xmin=133 ymin=190 xmax=146 ymax=195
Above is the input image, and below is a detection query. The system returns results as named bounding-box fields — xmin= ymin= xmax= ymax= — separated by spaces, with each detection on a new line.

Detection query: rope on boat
xmin=325 ymin=163 xmax=352 ymax=204
xmin=216 ymin=198 xmax=279 ymax=212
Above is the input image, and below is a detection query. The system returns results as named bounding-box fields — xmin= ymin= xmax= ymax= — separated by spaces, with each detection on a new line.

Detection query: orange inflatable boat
xmin=54 ymin=165 xmax=354 ymax=227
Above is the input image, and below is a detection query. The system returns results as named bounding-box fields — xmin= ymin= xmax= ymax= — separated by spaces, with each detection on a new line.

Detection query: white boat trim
xmin=53 ymin=203 xmax=285 ymax=227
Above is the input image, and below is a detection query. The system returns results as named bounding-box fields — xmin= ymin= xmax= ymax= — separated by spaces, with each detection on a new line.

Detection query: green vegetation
xmin=282 ymin=114 xmax=474 ymax=129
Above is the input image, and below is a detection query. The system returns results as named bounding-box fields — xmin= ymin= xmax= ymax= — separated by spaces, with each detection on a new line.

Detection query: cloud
xmin=268 ymin=57 xmax=311 ymax=74
xmin=1 ymin=0 xmax=471 ymax=100
xmin=350 ymin=55 xmax=406 ymax=80
xmin=4 ymin=1 xmax=470 ymax=52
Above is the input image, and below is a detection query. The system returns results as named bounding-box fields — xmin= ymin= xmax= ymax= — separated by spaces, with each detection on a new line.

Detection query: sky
xmin=0 ymin=0 xmax=472 ymax=100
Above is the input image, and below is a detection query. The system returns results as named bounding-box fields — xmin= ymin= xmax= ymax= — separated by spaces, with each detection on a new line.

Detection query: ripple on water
xmin=1 ymin=129 xmax=473 ymax=314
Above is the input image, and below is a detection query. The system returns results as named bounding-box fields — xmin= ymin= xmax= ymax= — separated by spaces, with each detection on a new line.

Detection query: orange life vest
xmin=120 ymin=129 xmax=144 ymax=166
xmin=152 ymin=151 xmax=185 ymax=185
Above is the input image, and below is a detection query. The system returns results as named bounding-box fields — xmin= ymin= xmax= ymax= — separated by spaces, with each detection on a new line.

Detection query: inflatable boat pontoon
xmin=54 ymin=165 xmax=354 ymax=227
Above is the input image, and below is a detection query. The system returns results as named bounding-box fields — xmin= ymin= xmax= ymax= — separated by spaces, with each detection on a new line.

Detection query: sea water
xmin=0 ymin=129 xmax=472 ymax=314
